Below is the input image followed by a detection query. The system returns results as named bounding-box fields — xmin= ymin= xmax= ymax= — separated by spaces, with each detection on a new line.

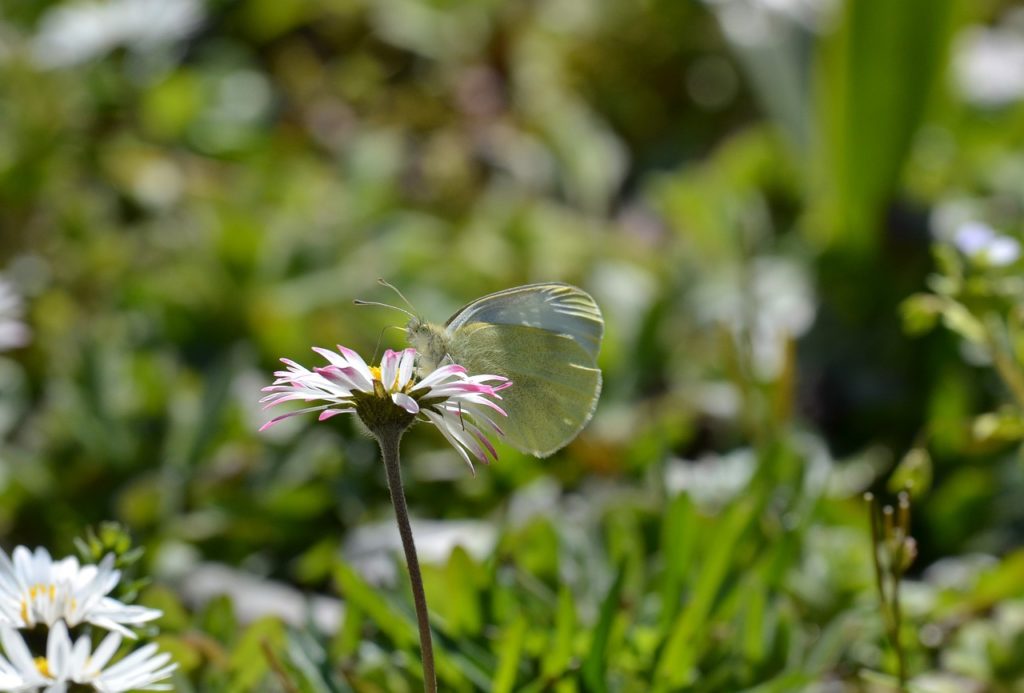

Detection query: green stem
xmin=866 ymin=497 xmax=890 ymax=629
xmin=375 ymin=426 xmax=437 ymax=693
xmin=985 ymin=314 xmax=1024 ymax=410
xmin=891 ymin=542 xmax=906 ymax=690
xmin=866 ymin=496 xmax=902 ymax=688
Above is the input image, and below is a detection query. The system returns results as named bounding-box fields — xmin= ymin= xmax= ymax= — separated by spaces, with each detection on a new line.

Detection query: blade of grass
xmin=654 ymin=499 xmax=759 ymax=688
xmin=581 ymin=562 xmax=627 ymax=693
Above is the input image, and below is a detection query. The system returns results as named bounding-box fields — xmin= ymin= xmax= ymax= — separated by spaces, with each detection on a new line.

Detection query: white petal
xmin=1 ymin=626 xmax=37 ymax=675
xmin=423 ymin=411 xmax=475 ymax=473
xmin=392 ymin=392 xmax=419 ymax=414
xmin=47 ymin=620 xmax=72 ymax=678
xmin=396 ymin=348 xmax=416 ymax=389
xmin=90 ymin=632 xmax=123 ymax=672
xmin=380 ymin=349 xmax=399 ymax=390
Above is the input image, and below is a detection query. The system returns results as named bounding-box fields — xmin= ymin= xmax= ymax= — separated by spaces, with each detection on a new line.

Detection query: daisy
xmin=260 ymin=346 xmax=511 ymax=471
xmin=0 ymin=547 xmax=161 ymax=637
xmin=0 ymin=620 xmax=176 ymax=692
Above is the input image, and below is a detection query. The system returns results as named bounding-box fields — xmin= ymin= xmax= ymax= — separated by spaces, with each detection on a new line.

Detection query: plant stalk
xmin=375 ymin=426 xmax=437 ymax=693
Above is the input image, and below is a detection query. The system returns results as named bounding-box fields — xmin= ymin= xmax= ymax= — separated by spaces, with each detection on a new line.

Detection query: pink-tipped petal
xmin=312 ymin=346 xmax=348 ymax=366
xmin=315 ymin=365 xmax=368 ymax=393
xmin=415 ymin=364 xmax=467 ymax=388
xmin=396 ymin=348 xmax=416 ymax=388
xmin=319 ymin=408 xmax=354 ymax=421
xmin=380 ymin=349 xmax=400 ymax=390
xmin=259 ymin=405 xmax=329 ymax=431
xmin=424 ymin=411 xmax=476 ymax=475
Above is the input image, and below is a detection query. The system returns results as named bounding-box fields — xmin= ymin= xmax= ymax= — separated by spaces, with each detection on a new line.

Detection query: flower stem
xmin=375 ymin=426 xmax=437 ymax=693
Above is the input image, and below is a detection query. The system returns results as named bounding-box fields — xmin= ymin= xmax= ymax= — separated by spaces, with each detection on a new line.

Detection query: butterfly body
xmin=407 ymin=282 xmax=603 ymax=458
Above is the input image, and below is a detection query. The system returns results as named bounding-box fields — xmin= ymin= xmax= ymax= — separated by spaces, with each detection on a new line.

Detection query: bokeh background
xmin=3 ymin=0 xmax=1024 ymax=689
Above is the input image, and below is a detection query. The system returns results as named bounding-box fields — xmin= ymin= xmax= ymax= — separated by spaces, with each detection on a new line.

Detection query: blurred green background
xmin=3 ymin=0 xmax=1024 ymax=689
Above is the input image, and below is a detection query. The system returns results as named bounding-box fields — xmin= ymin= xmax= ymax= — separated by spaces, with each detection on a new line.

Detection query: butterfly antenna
xmin=369 ymin=325 xmax=406 ymax=363
xmin=377 ymin=278 xmax=419 ymax=315
xmin=352 ymin=299 xmax=415 ymax=320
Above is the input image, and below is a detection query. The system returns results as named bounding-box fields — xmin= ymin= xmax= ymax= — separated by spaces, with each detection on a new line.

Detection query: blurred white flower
xmin=694 ymin=256 xmax=817 ymax=379
xmin=0 ymin=620 xmax=176 ymax=691
xmin=665 ymin=448 xmax=756 ymax=512
xmin=705 ymin=0 xmax=837 ymax=44
xmin=31 ymin=0 xmax=203 ymax=69
xmin=179 ymin=562 xmax=343 ymax=635
xmin=345 ymin=519 xmax=496 ymax=584
xmin=0 ymin=277 xmax=30 ymax=352
xmin=952 ymin=221 xmax=1021 ymax=266
xmin=0 ymin=546 xmax=161 ymax=637
xmin=954 ymin=19 xmax=1024 ymax=107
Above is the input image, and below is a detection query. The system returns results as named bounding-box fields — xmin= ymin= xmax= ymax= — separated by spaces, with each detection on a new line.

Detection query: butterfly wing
xmin=445 ymin=283 xmax=603 ymax=360
xmin=445 ymin=283 xmax=603 ymax=457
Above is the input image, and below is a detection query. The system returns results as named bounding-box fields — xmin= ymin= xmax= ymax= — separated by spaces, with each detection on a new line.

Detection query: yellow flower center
xmin=369 ymin=366 xmax=382 ymax=382
xmin=20 ymin=584 xmax=58 ymax=623
xmin=35 ymin=656 xmax=52 ymax=678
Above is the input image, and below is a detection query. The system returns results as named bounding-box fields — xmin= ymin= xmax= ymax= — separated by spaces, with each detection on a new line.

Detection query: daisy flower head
xmin=0 ymin=619 xmax=176 ymax=692
xmin=261 ymin=346 xmax=511 ymax=471
xmin=0 ymin=546 xmax=161 ymax=637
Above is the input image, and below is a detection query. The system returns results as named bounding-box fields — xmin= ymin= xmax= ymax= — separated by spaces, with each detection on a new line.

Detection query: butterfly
xmin=404 ymin=283 xmax=604 ymax=458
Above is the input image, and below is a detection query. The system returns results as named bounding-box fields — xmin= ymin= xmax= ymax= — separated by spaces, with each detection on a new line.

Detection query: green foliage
xmin=1 ymin=0 xmax=1024 ymax=689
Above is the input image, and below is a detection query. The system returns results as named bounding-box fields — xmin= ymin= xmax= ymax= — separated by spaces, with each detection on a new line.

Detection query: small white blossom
xmin=0 ymin=620 xmax=175 ymax=692
xmin=0 ymin=277 xmax=30 ymax=352
xmin=0 ymin=547 xmax=161 ymax=637
xmin=952 ymin=221 xmax=1021 ymax=267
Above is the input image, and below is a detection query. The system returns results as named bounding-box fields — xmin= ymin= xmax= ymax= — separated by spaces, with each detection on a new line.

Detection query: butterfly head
xmin=355 ymin=279 xmax=449 ymax=373
xmin=406 ymin=318 xmax=449 ymax=372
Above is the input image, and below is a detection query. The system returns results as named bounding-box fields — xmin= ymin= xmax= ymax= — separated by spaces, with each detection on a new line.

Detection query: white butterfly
xmin=405 ymin=283 xmax=604 ymax=458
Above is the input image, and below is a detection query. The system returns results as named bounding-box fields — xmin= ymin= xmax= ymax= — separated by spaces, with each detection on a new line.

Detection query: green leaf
xmin=284 ymin=629 xmax=351 ymax=693
xmin=330 ymin=559 xmax=469 ymax=689
xmin=541 ymin=586 xmax=577 ymax=680
xmin=655 ymin=499 xmax=759 ymax=687
xmin=581 ymin=562 xmax=627 ymax=693
xmin=227 ymin=616 xmax=286 ymax=693
xmin=331 ymin=603 xmax=362 ymax=661
xmin=972 ymin=409 xmax=1024 ymax=445
xmin=658 ymin=493 xmax=697 ymax=630
xmin=492 ymin=614 xmax=529 ymax=693
xmin=815 ymin=0 xmax=957 ymax=252
xmin=741 ymin=579 xmax=767 ymax=664
xmin=900 ymin=294 xmax=943 ymax=336
xmin=332 ymin=559 xmax=418 ymax=650
xmin=443 ymin=546 xmax=483 ymax=637
xmin=941 ymin=302 xmax=987 ymax=344
xmin=888 ymin=448 xmax=933 ymax=498
xmin=139 ymin=585 xmax=191 ymax=632
xmin=199 ymin=595 xmax=238 ymax=647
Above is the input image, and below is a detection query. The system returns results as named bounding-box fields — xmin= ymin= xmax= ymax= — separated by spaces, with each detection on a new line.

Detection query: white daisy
xmin=0 ymin=547 xmax=161 ymax=637
xmin=0 ymin=620 xmax=176 ymax=692
xmin=260 ymin=346 xmax=511 ymax=472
